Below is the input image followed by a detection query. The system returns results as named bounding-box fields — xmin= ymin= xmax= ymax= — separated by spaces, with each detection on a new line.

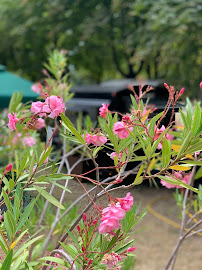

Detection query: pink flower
xmin=200 ymin=82 xmax=202 ymax=89
xmin=102 ymin=204 xmax=126 ymax=220
xmin=31 ymin=83 xmax=43 ymax=94
xmin=102 ymin=252 xmax=121 ymax=269
xmin=44 ymin=96 xmax=65 ymax=118
xmin=160 ymin=171 xmax=191 ymax=189
xmin=31 ymin=101 xmax=46 ymax=117
xmin=84 ymin=133 xmax=107 ymax=146
xmin=98 ymin=217 xmax=120 ymax=235
xmin=110 ymin=148 xmax=128 ymax=161
xmin=22 ymin=137 xmax=36 ymax=147
xmin=37 ymin=118 xmax=45 ymax=129
xmin=99 ymin=104 xmax=109 ymax=118
xmin=119 ymin=193 xmax=134 ymax=212
xmin=113 ymin=121 xmax=133 ymax=139
xmin=8 ymin=113 xmax=19 ymax=131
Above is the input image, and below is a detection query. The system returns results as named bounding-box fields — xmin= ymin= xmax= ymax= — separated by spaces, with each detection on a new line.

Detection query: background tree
xmin=0 ymin=0 xmax=201 ymax=96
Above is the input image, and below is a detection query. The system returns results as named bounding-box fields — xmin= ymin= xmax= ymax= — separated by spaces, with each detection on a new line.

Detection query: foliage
xmin=0 ymin=0 xmax=201 ymax=96
xmin=0 ymin=50 xmax=201 ymax=269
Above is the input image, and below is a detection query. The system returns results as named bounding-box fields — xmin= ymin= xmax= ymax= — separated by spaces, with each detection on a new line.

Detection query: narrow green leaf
xmin=192 ymin=103 xmax=201 ymax=134
xmin=1 ymin=249 xmax=13 ymax=270
xmin=40 ymin=256 xmax=70 ymax=267
xmin=61 ymin=113 xmax=85 ymax=144
xmin=151 ymin=126 xmax=170 ymax=155
xmin=158 ymin=175 xmax=199 ymax=193
xmin=177 ymin=131 xmax=193 ymax=158
xmin=34 ymin=186 xmax=64 ymax=209
xmin=18 ymin=154 xmax=28 ymax=177
xmin=2 ymin=189 xmax=12 ymax=213
xmin=49 ymin=181 xmax=71 ymax=193
xmin=134 ymin=164 xmax=144 ymax=184
xmin=162 ymin=138 xmax=171 ymax=168
xmin=148 ymin=112 xmax=164 ymax=137
xmin=16 ymin=197 xmax=38 ymax=232
xmin=38 ymin=148 xmax=52 ymax=166
xmin=115 ymin=240 xmax=134 ymax=254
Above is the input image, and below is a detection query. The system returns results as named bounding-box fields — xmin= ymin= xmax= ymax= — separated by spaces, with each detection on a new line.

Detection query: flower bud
xmin=83 ymin=213 xmax=87 ymax=223
xmin=200 ymin=82 xmax=202 ymax=89
xmin=127 ymin=247 xmax=136 ymax=252
xmin=87 ymin=259 xmax=93 ymax=266
xmin=179 ymin=87 xmax=185 ymax=96
xmin=93 ymin=220 xmax=97 ymax=225
xmin=5 ymin=163 xmax=12 ymax=173
xmin=77 ymin=225 xmax=80 ymax=232
xmin=164 ymin=83 xmax=169 ymax=89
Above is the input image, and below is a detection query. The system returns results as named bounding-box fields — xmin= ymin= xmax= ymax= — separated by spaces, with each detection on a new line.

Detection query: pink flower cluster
xmin=102 ymin=252 xmax=121 ymax=269
xmin=31 ymin=95 xmax=65 ymax=119
xmin=161 ymin=171 xmax=191 ymax=189
xmin=99 ymin=103 xmax=109 ymax=118
xmin=113 ymin=121 xmax=133 ymax=139
xmin=99 ymin=193 xmax=133 ymax=235
xmin=85 ymin=133 xmax=107 ymax=146
xmin=12 ymin=133 xmax=36 ymax=147
xmin=22 ymin=136 xmax=36 ymax=147
xmin=8 ymin=113 xmax=19 ymax=131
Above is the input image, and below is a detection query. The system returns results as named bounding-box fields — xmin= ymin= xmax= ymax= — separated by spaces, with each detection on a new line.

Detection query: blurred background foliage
xmin=0 ymin=0 xmax=201 ymax=97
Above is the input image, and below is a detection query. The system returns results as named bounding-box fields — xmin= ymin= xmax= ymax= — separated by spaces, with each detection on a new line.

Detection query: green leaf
xmin=18 ymin=154 xmax=28 ymax=177
xmin=148 ymin=112 xmax=164 ymax=137
xmin=46 ymin=174 xmax=72 ymax=181
xmin=1 ymin=249 xmax=13 ymax=270
xmin=130 ymin=95 xmax=138 ymax=110
xmin=179 ymin=109 xmax=188 ymax=130
xmin=115 ymin=240 xmax=134 ymax=254
xmin=34 ymin=186 xmax=64 ymax=209
xmin=61 ymin=113 xmax=85 ymax=144
xmin=157 ymin=175 xmax=199 ymax=193
xmin=13 ymin=235 xmax=43 ymax=259
xmin=40 ymin=256 xmax=70 ymax=268
xmin=134 ymin=164 xmax=144 ymax=184
xmin=3 ymin=212 xmax=13 ymax=241
xmin=2 ymin=189 xmax=12 ymax=213
xmin=162 ymin=138 xmax=171 ymax=168
xmin=195 ymin=167 xmax=202 ymax=180
xmin=151 ymin=126 xmax=170 ymax=155
xmin=8 ymin=92 xmax=23 ymax=113
xmin=192 ymin=103 xmax=201 ymax=135
xmin=16 ymin=197 xmax=38 ymax=232
xmin=38 ymin=148 xmax=52 ymax=166
xmin=177 ymin=131 xmax=193 ymax=158
xmin=49 ymin=180 xmax=71 ymax=193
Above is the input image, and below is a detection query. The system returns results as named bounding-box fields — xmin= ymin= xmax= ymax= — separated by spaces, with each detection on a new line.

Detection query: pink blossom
xmin=102 ymin=204 xmax=126 ymax=220
xmin=160 ymin=171 xmax=191 ymax=189
xmin=102 ymin=252 xmax=121 ymax=269
xmin=22 ymin=137 xmax=36 ymax=147
xmin=37 ymin=118 xmax=45 ymax=129
xmin=84 ymin=133 xmax=107 ymax=146
xmin=8 ymin=113 xmax=19 ymax=131
xmin=99 ymin=104 xmax=109 ymax=118
xmin=113 ymin=121 xmax=133 ymax=139
xmin=31 ymin=83 xmax=43 ymax=94
xmin=119 ymin=192 xmax=134 ymax=212
xmin=98 ymin=217 xmax=120 ymax=235
xmin=110 ymin=148 xmax=128 ymax=161
xmin=44 ymin=96 xmax=65 ymax=118
xmin=200 ymin=82 xmax=202 ymax=89
xmin=31 ymin=101 xmax=46 ymax=117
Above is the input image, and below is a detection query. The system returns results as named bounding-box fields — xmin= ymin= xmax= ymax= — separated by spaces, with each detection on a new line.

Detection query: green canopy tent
xmin=0 ymin=65 xmax=38 ymax=109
